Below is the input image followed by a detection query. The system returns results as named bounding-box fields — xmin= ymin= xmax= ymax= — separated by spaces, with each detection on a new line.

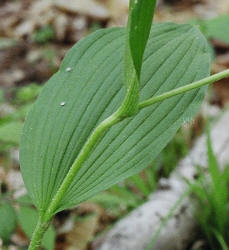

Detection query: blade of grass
xmin=212 ymin=228 xmax=229 ymax=250
xmin=130 ymin=174 xmax=151 ymax=197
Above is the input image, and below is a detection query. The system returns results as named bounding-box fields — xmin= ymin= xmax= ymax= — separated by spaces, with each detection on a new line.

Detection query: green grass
xmin=144 ymin=126 xmax=229 ymax=250
xmin=190 ymin=127 xmax=229 ymax=249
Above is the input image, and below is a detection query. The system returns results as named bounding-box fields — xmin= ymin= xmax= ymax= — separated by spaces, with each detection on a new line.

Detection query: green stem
xmin=43 ymin=109 xmax=125 ymax=221
xmin=28 ymin=100 xmax=128 ymax=250
xmin=139 ymin=69 xmax=229 ymax=109
xmin=28 ymin=217 xmax=50 ymax=250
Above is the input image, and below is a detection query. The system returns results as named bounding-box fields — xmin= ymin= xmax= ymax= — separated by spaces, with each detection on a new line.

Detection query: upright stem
xmin=28 ymin=217 xmax=51 ymax=250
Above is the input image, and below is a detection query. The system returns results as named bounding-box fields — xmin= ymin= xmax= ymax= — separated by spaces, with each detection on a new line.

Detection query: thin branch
xmin=139 ymin=69 xmax=229 ymax=109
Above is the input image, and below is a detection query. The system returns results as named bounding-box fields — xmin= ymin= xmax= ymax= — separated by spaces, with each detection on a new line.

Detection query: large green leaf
xmin=20 ymin=23 xmax=210 ymax=212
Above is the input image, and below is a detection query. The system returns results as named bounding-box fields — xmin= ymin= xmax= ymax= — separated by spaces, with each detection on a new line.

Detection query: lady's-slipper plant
xmin=19 ymin=0 xmax=229 ymax=248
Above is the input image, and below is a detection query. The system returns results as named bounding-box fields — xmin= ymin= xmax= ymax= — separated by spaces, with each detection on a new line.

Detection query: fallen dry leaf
xmin=55 ymin=0 xmax=110 ymax=20
xmin=107 ymin=0 xmax=128 ymax=26
xmin=65 ymin=213 xmax=99 ymax=250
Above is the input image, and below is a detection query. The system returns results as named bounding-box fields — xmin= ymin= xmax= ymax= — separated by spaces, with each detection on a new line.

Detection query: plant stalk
xmin=139 ymin=69 xmax=229 ymax=109
xmin=43 ymin=109 xmax=125 ymax=221
xmin=28 ymin=217 xmax=50 ymax=250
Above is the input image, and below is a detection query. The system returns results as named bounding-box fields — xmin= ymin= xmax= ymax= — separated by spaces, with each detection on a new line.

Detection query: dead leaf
xmin=65 ymin=214 xmax=99 ymax=250
xmin=55 ymin=0 xmax=110 ymax=20
xmin=107 ymin=0 xmax=129 ymax=26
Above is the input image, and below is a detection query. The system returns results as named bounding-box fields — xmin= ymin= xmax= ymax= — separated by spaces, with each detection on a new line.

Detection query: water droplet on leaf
xmin=60 ymin=102 xmax=66 ymax=106
xmin=66 ymin=67 xmax=72 ymax=72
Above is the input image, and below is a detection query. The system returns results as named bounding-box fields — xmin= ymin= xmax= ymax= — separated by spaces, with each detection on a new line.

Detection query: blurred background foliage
xmin=0 ymin=0 xmax=229 ymax=249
